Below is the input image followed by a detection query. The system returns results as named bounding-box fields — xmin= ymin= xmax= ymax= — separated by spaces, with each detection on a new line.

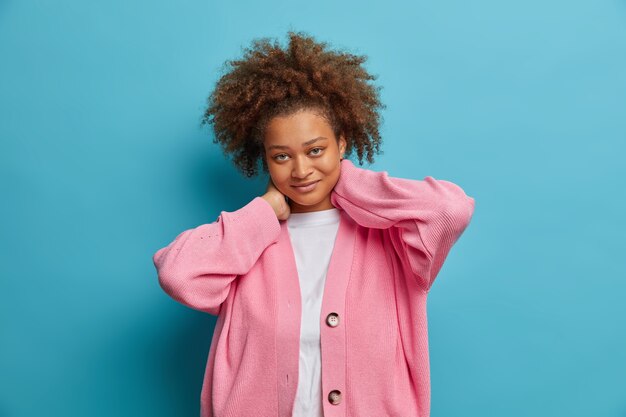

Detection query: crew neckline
xmin=286 ymin=207 xmax=340 ymax=228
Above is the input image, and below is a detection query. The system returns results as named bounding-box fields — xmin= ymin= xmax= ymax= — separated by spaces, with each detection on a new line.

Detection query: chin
xmin=289 ymin=192 xmax=325 ymax=205
xmin=289 ymin=195 xmax=318 ymax=205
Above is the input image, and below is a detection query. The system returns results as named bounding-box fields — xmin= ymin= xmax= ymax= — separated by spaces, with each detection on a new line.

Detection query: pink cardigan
xmin=153 ymin=159 xmax=475 ymax=417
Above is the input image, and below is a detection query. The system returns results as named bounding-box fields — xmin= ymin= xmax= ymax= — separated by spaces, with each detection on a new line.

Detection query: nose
xmin=291 ymin=156 xmax=313 ymax=179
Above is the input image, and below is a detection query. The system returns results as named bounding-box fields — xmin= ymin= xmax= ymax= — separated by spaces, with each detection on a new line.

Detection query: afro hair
xmin=201 ymin=30 xmax=386 ymax=178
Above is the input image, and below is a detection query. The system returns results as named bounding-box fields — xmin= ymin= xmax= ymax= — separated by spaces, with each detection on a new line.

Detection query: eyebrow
xmin=266 ymin=136 xmax=328 ymax=151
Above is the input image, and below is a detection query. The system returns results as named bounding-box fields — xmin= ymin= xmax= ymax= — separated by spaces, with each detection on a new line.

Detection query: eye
xmin=272 ymin=147 xmax=324 ymax=162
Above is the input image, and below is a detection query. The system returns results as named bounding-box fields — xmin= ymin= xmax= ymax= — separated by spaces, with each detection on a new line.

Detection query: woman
xmin=153 ymin=31 xmax=475 ymax=417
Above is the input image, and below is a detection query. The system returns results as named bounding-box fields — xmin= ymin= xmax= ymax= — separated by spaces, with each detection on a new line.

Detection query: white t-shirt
xmin=286 ymin=207 xmax=341 ymax=417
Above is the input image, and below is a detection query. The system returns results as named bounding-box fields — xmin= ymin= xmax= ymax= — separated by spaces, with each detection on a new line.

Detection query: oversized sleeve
xmin=330 ymin=159 xmax=475 ymax=291
xmin=152 ymin=196 xmax=281 ymax=315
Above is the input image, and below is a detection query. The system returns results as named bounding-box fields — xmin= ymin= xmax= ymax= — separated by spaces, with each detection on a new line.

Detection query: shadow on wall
xmin=120 ymin=306 xmax=217 ymax=416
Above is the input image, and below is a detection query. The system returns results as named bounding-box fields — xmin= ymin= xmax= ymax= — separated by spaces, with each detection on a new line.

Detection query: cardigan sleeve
xmin=152 ymin=196 xmax=281 ymax=315
xmin=330 ymin=159 xmax=475 ymax=291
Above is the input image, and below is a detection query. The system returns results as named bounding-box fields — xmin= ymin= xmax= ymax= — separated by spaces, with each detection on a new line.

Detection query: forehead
xmin=264 ymin=110 xmax=334 ymax=146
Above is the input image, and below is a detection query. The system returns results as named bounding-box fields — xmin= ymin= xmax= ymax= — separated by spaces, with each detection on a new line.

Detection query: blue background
xmin=1 ymin=0 xmax=625 ymax=416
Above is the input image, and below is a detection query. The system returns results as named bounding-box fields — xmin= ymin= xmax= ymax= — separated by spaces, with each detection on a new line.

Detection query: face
xmin=263 ymin=109 xmax=346 ymax=213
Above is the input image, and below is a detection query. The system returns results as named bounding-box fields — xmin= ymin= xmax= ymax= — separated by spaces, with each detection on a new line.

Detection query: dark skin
xmin=260 ymin=109 xmax=346 ymax=219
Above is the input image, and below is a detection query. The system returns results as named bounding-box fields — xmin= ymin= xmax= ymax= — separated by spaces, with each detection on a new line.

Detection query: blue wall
xmin=1 ymin=0 xmax=625 ymax=416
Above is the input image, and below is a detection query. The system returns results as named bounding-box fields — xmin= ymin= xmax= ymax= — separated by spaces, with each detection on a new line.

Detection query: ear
xmin=338 ymin=134 xmax=346 ymax=157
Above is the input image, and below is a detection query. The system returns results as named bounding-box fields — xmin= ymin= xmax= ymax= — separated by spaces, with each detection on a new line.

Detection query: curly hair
xmin=201 ymin=30 xmax=386 ymax=178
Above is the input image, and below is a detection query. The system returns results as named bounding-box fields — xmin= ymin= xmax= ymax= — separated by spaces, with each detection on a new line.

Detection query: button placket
xmin=317 ymin=212 xmax=355 ymax=416
xmin=325 ymin=312 xmax=342 ymax=406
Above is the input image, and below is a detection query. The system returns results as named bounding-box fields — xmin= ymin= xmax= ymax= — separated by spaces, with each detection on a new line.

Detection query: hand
xmin=262 ymin=177 xmax=291 ymax=221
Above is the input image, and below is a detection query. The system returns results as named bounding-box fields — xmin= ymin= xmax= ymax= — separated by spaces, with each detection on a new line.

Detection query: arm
xmin=330 ymin=159 xmax=475 ymax=291
xmin=152 ymin=196 xmax=281 ymax=315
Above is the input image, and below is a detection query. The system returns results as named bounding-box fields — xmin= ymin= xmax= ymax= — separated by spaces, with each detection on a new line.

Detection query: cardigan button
xmin=328 ymin=389 xmax=342 ymax=405
xmin=326 ymin=312 xmax=340 ymax=327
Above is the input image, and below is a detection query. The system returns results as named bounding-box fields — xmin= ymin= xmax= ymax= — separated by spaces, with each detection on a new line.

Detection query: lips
xmin=291 ymin=180 xmax=320 ymax=193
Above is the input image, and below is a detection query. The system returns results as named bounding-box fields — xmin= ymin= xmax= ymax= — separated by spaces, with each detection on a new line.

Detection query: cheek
xmin=321 ymin=159 xmax=341 ymax=176
xmin=269 ymin=167 xmax=290 ymax=189
xmin=317 ymin=154 xmax=339 ymax=169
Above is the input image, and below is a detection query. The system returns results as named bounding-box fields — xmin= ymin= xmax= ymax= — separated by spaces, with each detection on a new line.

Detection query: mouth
xmin=291 ymin=180 xmax=320 ymax=193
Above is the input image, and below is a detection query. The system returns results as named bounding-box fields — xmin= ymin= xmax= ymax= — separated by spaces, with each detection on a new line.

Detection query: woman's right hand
xmin=262 ymin=177 xmax=291 ymax=221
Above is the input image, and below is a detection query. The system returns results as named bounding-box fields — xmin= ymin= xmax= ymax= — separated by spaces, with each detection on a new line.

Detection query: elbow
xmin=439 ymin=180 xmax=475 ymax=228
xmin=155 ymin=267 xmax=223 ymax=315
xmin=465 ymin=195 xmax=475 ymax=225
xmin=440 ymin=194 xmax=475 ymax=238
xmin=152 ymin=247 xmax=179 ymax=298
xmin=155 ymin=263 xmax=179 ymax=299
xmin=153 ymin=252 xmax=229 ymax=315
